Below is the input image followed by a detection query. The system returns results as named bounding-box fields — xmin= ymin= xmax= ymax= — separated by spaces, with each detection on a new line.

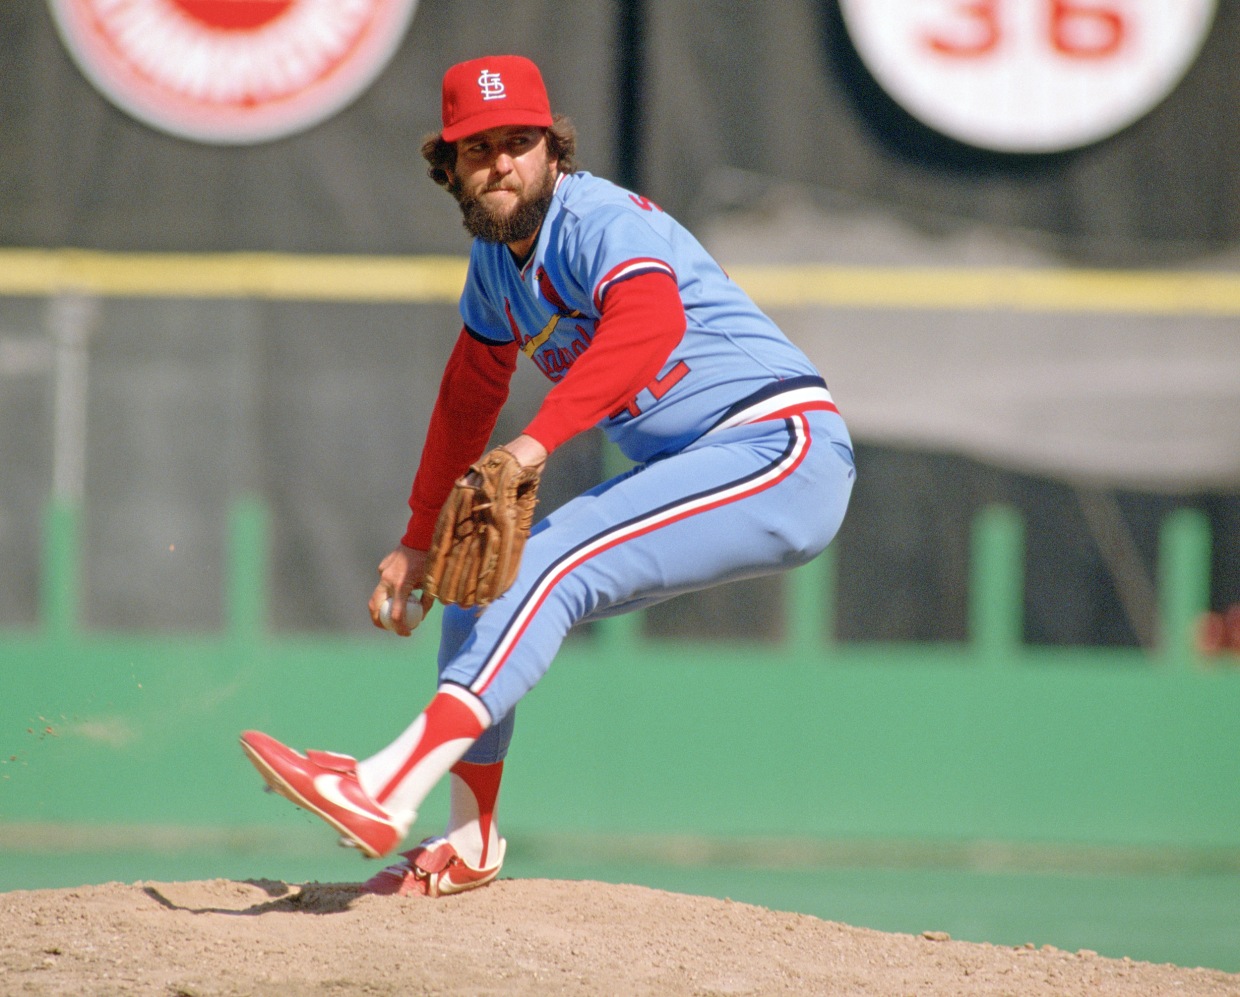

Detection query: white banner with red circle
xmin=839 ymin=0 xmax=1217 ymax=153
xmin=48 ymin=0 xmax=419 ymax=145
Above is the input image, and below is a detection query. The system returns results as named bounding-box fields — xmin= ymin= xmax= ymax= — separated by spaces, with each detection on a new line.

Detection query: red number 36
xmin=926 ymin=0 xmax=1126 ymax=59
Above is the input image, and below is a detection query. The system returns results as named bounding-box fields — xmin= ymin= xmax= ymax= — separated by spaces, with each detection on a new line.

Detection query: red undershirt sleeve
xmin=401 ymin=327 xmax=519 ymax=551
xmin=523 ymin=271 xmax=686 ymax=452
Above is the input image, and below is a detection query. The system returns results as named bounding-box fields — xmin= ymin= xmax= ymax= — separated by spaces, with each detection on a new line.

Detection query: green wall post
xmin=970 ymin=504 xmax=1024 ymax=662
xmin=1159 ymin=508 xmax=1211 ymax=669
xmin=788 ymin=546 xmax=834 ymax=654
xmin=40 ymin=498 xmax=80 ymax=640
xmin=595 ymin=606 xmax=643 ymax=652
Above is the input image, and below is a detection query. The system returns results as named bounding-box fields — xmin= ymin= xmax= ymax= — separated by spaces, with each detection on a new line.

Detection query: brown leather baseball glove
xmin=422 ymin=447 xmax=541 ymax=607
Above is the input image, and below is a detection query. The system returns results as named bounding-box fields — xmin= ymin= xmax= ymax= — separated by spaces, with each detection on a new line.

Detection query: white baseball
xmin=380 ymin=595 xmax=424 ymax=632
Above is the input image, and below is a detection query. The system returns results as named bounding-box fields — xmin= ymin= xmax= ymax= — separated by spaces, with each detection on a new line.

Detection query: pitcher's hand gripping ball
xmin=379 ymin=595 xmax=425 ymax=632
xmin=423 ymin=447 xmax=541 ymax=607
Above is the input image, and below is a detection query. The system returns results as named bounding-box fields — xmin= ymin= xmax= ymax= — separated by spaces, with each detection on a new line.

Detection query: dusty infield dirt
xmin=2 ymin=877 xmax=1237 ymax=996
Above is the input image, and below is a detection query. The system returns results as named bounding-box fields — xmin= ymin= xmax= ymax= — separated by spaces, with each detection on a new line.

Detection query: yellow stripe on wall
xmin=2 ymin=249 xmax=1239 ymax=315
xmin=725 ymin=265 xmax=1240 ymax=315
xmin=0 ymin=250 xmax=468 ymax=303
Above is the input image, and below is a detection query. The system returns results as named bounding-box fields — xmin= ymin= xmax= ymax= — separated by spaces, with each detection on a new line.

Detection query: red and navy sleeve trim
xmin=464 ymin=323 xmax=513 ymax=347
xmin=592 ymin=258 xmax=676 ymax=312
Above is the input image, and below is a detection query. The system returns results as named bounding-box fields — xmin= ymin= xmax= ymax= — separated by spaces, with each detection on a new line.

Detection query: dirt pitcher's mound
xmin=1 ymin=878 xmax=1237 ymax=996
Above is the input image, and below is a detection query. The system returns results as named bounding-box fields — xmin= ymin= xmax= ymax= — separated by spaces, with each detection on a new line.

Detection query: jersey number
xmin=629 ymin=194 xmax=663 ymax=212
xmin=611 ymin=361 xmax=689 ymax=419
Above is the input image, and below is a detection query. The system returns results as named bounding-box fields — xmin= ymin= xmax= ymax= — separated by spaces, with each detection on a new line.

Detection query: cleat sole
xmin=240 ymin=736 xmax=385 ymax=859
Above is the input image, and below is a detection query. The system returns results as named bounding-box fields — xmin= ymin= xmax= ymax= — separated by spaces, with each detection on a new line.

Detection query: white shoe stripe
xmin=312 ymin=773 xmax=392 ymax=825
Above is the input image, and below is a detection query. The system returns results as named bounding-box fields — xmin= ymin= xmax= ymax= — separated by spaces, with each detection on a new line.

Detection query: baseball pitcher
xmin=241 ymin=54 xmax=856 ymax=897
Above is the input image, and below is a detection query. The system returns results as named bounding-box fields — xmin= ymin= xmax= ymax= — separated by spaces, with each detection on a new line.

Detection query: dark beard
xmin=451 ymin=168 xmax=557 ymax=245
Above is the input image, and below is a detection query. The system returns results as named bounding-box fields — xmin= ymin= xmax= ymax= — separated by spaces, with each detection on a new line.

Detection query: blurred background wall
xmin=3 ymin=1 xmax=1238 ymax=970
xmin=1 ymin=0 xmax=1237 ymax=648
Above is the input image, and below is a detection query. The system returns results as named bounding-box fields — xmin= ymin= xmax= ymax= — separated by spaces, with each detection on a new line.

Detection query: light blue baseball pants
xmin=436 ymin=407 xmax=855 ymax=763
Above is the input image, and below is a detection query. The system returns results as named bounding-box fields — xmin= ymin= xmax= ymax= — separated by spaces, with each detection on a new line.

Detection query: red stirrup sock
xmin=356 ymin=685 xmax=490 ymax=835
xmin=446 ymin=760 xmax=505 ymax=869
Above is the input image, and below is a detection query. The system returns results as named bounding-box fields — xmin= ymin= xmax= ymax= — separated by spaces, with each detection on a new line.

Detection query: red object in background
xmin=1196 ymin=604 xmax=1240 ymax=657
xmin=48 ymin=0 xmax=418 ymax=145
xmin=168 ymin=1 xmax=294 ymax=30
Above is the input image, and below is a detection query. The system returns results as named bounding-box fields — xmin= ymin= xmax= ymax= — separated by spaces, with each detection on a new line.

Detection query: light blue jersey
xmin=460 ymin=171 xmax=828 ymax=462
xmin=440 ymin=170 xmax=855 ymax=756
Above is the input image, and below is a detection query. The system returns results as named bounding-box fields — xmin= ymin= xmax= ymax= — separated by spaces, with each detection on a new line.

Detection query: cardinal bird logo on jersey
xmin=502 ymin=269 xmax=595 ymax=382
xmin=535 ymin=266 xmax=582 ymax=319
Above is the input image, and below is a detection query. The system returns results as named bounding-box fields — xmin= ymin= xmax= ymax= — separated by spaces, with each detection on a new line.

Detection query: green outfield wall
xmin=3 ymin=499 xmax=1237 ymax=862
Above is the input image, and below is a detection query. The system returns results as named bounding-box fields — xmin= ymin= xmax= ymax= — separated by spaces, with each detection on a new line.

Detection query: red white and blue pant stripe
xmin=438 ymin=378 xmax=855 ymax=763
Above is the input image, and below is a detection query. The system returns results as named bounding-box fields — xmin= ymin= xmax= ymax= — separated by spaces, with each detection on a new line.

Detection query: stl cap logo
xmin=477 ymin=69 xmax=507 ymax=101
xmin=47 ymin=0 xmax=420 ymax=145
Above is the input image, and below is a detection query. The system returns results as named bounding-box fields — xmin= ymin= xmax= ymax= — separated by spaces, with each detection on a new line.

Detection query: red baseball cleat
xmin=359 ymin=836 xmax=506 ymax=898
xmin=239 ymin=730 xmax=402 ymax=859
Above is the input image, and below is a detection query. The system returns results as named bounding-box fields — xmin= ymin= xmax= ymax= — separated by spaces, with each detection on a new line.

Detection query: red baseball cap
xmin=440 ymin=55 xmax=553 ymax=143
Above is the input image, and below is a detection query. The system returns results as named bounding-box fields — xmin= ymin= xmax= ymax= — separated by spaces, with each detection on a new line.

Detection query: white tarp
xmin=704 ymin=183 xmax=1240 ymax=492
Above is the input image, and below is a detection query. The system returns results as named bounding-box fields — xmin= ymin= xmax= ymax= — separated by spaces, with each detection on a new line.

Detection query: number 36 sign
xmin=838 ymin=0 xmax=1217 ymax=152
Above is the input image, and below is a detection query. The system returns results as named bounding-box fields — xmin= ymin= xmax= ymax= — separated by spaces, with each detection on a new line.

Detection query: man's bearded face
xmin=449 ymin=150 xmax=557 ymax=245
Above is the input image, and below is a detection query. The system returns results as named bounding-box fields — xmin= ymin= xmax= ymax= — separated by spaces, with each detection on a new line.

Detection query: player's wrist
xmin=500 ymin=434 xmax=548 ymax=469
